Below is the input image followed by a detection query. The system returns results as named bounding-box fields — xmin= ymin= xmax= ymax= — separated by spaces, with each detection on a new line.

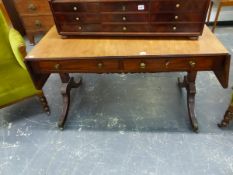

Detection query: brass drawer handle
xmin=28 ymin=3 xmax=36 ymax=11
xmin=97 ymin=62 xmax=103 ymax=68
xmin=165 ymin=61 xmax=170 ymax=68
xmin=122 ymin=16 xmax=126 ymax=21
xmin=73 ymin=6 xmax=78 ymax=11
xmin=174 ymin=15 xmax=179 ymax=20
xmin=76 ymin=17 xmax=80 ymax=21
xmin=122 ymin=26 xmax=127 ymax=31
xmin=173 ymin=26 xmax=177 ymax=31
xmin=176 ymin=3 xmax=180 ymax=8
xmin=54 ymin=64 xmax=60 ymax=70
xmin=189 ymin=61 xmax=196 ymax=68
xmin=78 ymin=26 xmax=82 ymax=30
xmin=35 ymin=20 xmax=42 ymax=28
xmin=140 ymin=62 xmax=146 ymax=69
xmin=122 ymin=5 xmax=126 ymax=11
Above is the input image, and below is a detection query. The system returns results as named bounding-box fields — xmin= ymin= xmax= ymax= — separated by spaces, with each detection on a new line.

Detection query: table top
xmin=26 ymin=25 xmax=229 ymax=60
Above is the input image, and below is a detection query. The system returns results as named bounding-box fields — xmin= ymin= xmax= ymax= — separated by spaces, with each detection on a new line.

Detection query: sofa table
xmin=25 ymin=25 xmax=230 ymax=132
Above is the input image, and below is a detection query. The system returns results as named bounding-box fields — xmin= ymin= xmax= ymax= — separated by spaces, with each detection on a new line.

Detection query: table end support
xmin=58 ymin=73 xmax=82 ymax=129
xmin=178 ymin=72 xmax=198 ymax=132
xmin=218 ymin=105 xmax=233 ymax=128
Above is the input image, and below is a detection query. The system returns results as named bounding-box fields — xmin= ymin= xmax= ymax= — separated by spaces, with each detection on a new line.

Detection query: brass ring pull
xmin=78 ymin=26 xmax=82 ymax=30
xmin=140 ymin=62 xmax=146 ymax=69
xmin=122 ymin=16 xmax=126 ymax=21
xmin=173 ymin=26 xmax=177 ymax=31
xmin=35 ymin=20 xmax=42 ymax=28
xmin=54 ymin=64 xmax=60 ymax=70
xmin=28 ymin=4 xmax=36 ymax=11
xmin=189 ymin=61 xmax=196 ymax=68
xmin=174 ymin=15 xmax=179 ymax=20
xmin=176 ymin=4 xmax=180 ymax=8
xmin=98 ymin=63 xmax=103 ymax=68
xmin=76 ymin=17 xmax=80 ymax=21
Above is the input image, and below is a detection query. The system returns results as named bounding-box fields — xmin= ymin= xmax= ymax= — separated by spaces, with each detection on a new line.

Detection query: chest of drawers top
xmin=49 ymin=0 xmax=211 ymax=38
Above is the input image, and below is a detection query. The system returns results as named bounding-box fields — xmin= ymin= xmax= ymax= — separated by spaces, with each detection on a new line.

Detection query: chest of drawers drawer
xmin=100 ymin=1 xmax=149 ymax=12
xmin=151 ymin=0 xmax=208 ymax=12
xmin=21 ymin=15 xmax=54 ymax=32
xmin=14 ymin=0 xmax=51 ymax=14
xmin=55 ymin=13 xmax=101 ymax=24
xmin=102 ymin=24 xmax=150 ymax=32
xmin=52 ymin=2 xmax=99 ymax=12
xmin=150 ymin=13 xmax=204 ymax=22
xmin=60 ymin=23 xmax=150 ymax=33
xmin=101 ymin=13 xmax=149 ymax=23
xmin=150 ymin=23 xmax=203 ymax=33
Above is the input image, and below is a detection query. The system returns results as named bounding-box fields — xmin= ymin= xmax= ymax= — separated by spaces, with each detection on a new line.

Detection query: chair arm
xmin=8 ymin=28 xmax=27 ymax=70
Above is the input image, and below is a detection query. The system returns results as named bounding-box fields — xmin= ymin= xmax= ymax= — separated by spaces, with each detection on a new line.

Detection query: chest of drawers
xmin=13 ymin=0 xmax=54 ymax=45
xmin=49 ymin=0 xmax=210 ymax=38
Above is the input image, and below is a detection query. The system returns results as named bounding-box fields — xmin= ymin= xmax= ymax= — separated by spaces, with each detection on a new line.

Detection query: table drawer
xmin=34 ymin=60 xmax=120 ymax=72
xmin=150 ymin=23 xmax=203 ymax=33
xmin=102 ymin=24 xmax=149 ymax=32
xmin=55 ymin=14 xmax=101 ymax=23
xmin=100 ymin=1 xmax=149 ymax=12
xmin=52 ymin=2 xmax=99 ymax=12
xmin=123 ymin=57 xmax=215 ymax=72
xmin=151 ymin=0 xmax=209 ymax=12
xmin=21 ymin=15 xmax=54 ymax=32
xmin=60 ymin=24 xmax=102 ymax=32
xmin=101 ymin=13 xmax=149 ymax=22
xmin=150 ymin=13 xmax=204 ymax=22
xmin=14 ymin=0 xmax=51 ymax=14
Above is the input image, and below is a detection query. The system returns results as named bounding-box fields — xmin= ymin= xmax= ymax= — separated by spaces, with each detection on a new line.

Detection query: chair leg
xmin=212 ymin=3 xmax=223 ymax=32
xmin=38 ymin=92 xmax=50 ymax=115
xmin=206 ymin=1 xmax=214 ymax=24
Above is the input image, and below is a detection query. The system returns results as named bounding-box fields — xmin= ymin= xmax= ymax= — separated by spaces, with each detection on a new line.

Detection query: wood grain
xmin=26 ymin=25 xmax=228 ymax=59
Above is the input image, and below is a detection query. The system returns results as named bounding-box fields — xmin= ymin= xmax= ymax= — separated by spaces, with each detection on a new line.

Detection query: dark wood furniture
xmin=13 ymin=0 xmax=54 ymax=45
xmin=218 ymin=97 xmax=233 ymax=127
xmin=25 ymin=25 xmax=230 ymax=132
xmin=49 ymin=0 xmax=211 ymax=38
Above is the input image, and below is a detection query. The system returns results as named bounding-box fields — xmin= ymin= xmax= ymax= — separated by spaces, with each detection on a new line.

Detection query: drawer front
xmin=123 ymin=57 xmax=215 ymax=72
xmin=55 ymin=14 xmax=101 ymax=23
xmin=21 ymin=15 xmax=54 ymax=32
xmin=60 ymin=24 xmax=102 ymax=32
xmin=150 ymin=23 xmax=202 ymax=33
xmin=52 ymin=2 xmax=99 ymax=12
xmin=34 ymin=60 xmax=119 ymax=72
xmin=102 ymin=24 xmax=149 ymax=32
xmin=151 ymin=0 xmax=209 ymax=12
xmin=100 ymin=1 xmax=149 ymax=12
xmin=150 ymin=13 xmax=204 ymax=22
xmin=14 ymin=0 xmax=51 ymax=14
xmin=101 ymin=13 xmax=149 ymax=22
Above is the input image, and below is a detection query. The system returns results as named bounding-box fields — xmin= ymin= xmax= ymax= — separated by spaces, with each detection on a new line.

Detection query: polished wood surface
xmin=49 ymin=0 xmax=210 ymax=37
xmin=27 ymin=25 xmax=228 ymax=59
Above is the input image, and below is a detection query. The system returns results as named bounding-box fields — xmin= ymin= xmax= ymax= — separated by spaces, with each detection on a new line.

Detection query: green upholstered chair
xmin=0 ymin=3 xmax=50 ymax=113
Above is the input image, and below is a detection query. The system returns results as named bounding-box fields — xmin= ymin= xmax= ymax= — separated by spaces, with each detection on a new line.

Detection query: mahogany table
xmin=25 ymin=25 xmax=231 ymax=132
